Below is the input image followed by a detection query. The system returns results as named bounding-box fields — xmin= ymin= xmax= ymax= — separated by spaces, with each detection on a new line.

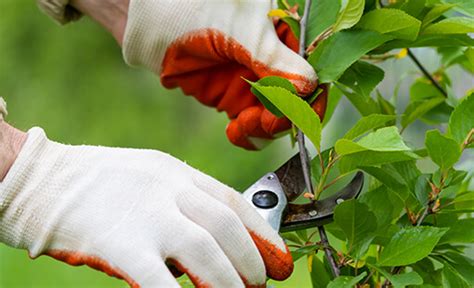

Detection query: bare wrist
xmin=0 ymin=122 xmax=27 ymax=181
xmin=69 ymin=0 xmax=130 ymax=45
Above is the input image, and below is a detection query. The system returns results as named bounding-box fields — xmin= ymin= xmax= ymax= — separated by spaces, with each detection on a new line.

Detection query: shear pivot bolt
xmin=252 ymin=190 xmax=278 ymax=209
xmin=267 ymin=174 xmax=275 ymax=180
xmin=309 ymin=210 xmax=318 ymax=216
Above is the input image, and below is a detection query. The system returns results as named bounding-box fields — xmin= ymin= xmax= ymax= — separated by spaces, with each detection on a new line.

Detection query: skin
xmin=0 ymin=121 xmax=27 ymax=181
xmin=69 ymin=0 xmax=130 ymax=45
xmin=0 ymin=0 xmax=128 ymax=181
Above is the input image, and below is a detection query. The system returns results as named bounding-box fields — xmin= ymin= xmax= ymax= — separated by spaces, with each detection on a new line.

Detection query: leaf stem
xmin=407 ymin=48 xmax=448 ymax=98
xmin=461 ymin=128 xmax=474 ymax=150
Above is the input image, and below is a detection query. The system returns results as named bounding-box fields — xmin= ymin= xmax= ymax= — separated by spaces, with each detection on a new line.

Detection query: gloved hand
xmin=122 ymin=0 xmax=325 ymax=150
xmin=0 ymin=128 xmax=293 ymax=287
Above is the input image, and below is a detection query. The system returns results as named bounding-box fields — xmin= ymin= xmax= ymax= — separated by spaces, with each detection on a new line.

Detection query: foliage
xmin=262 ymin=0 xmax=474 ymax=286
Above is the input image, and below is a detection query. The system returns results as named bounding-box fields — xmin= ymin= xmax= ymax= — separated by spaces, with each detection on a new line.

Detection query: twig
xmin=295 ymin=0 xmax=315 ymax=198
xmin=417 ymin=199 xmax=435 ymax=226
xmin=296 ymin=0 xmax=341 ymax=278
xmin=407 ymin=48 xmax=448 ymax=98
xmin=298 ymin=0 xmax=311 ymax=57
xmin=382 ymin=266 xmax=403 ymax=288
xmin=322 ymin=174 xmax=346 ymax=191
xmin=297 ymin=131 xmax=315 ymax=196
xmin=319 ymin=226 xmax=341 ymax=277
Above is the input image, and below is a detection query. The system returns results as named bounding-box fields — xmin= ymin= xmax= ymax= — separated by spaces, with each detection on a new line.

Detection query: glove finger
xmin=165 ymin=214 xmax=245 ymax=288
xmin=43 ymin=249 xmax=179 ymax=288
xmin=226 ymin=105 xmax=274 ymax=150
xmin=234 ymin=17 xmax=317 ymax=95
xmin=162 ymin=61 xmax=259 ymax=119
xmin=192 ymin=172 xmax=293 ymax=281
xmin=176 ymin=190 xmax=267 ymax=287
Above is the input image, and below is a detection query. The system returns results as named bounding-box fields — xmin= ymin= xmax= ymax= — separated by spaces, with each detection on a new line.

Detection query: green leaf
xmin=359 ymin=185 xmax=404 ymax=228
xmin=248 ymin=76 xmax=297 ymax=117
xmin=334 ymin=200 xmax=377 ymax=258
xmin=422 ymin=4 xmax=456 ymax=28
xmin=448 ymin=93 xmax=474 ymax=144
xmin=310 ymin=255 xmax=332 ymax=288
xmin=361 ymin=166 xmax=408 ymax=196
xmin=390 ymin=160 xmax=421 ymax=191
xmin=401 ymin=97 xmax=445 ymax=129
xmin=282 ymin=232 xmax=304 ymax=245
xmin=368 ymin=264 xmax=423 ymax=288
xmin=437 ymin=252 xmax=474 ymax=287
xmin=378 ymin=226 xmax=448 ymax=266
xmin=465 ymin=47 xmax=474 ymax=66
xmin=338 ymin=61 xmax=385 ymax=99
xmin=442 ymin=0 xmax=474 ymax=17
xmin=327 ymin=272 xmax=367 ymax=288
xmin=423 ymin=17 xmax=474 ymax=34
xmin=247 ymin=84 xmax=322 ymax=149
xmin=375 ymin=34 xmax=474 ymax=53
xmin=356 ymin=8 xmax=422 ymax=40
xmin=291 ymin=244 xmax=320 ymax=261
xmin=439 ymin=218 xmax=474 ymax=244
xmin=343 ymin=114 xmax=396 ymax=140
xmin=453 ymin=191 xmax=474 ymax=212
xmin=337 ymin=127 xmax=410 ymax=156
xmin=337 ymin=84 xmax=381 ymax=116
xmin=425 ymin=130 xmax=461 ymax=169
xmin=440 ymin=259 xmax=472 ymax=288
xmin=306 ymin=0 xmax=341 ymax=45
xmin=390 ymin=271 xmax=424 ymax=287
xmin=377 ymin=91 xmax=396 ymax=116
xmin=414 ymin=174 xmax=431 ymax=206
xmin=308 ymin=30 xmax=393 ymax=83
xmin=339 ymin=150 xmax=418 ymax=174
xmin=410 ymin=78 xmax=445 ymax=101
xmin=333 ymin=0 xmax=365 ymax=32
xmin=400 ymin=0 xmax=426 ymax=18
xmin=412 ymin=258 xmax=443 ymax=287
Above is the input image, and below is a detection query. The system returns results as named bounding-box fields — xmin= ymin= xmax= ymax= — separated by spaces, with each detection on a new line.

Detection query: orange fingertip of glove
xmin=249 ymin=230 xmax=294 ymax=281
xmin=227 ymin=106 xmax=274 ymax=150
xmin=43 ymin=250 xmax=139 ymax=288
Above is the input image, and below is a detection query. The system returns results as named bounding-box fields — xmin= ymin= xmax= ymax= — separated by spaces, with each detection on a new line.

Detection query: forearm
xmin=0 ymin=121 xmax=27 ymax=181
xmin=69 ymin=0 xmax=129 ymax=45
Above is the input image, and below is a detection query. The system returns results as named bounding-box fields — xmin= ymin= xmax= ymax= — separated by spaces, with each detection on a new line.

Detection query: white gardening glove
xmin=0 ymin=128 xmax=293 ymax=287
xmin=37 ymin=0 xmax=324 ymax=150
xmin=122 ymin=0 xmax=320 ymax=150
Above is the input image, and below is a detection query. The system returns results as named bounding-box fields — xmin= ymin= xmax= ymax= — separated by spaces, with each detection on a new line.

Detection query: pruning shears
xmin=243 ymin=153 xmax=365 ymax=232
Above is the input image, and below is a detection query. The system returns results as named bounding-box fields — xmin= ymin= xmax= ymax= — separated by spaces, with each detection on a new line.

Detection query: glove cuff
xmin=0 ymin=128 xmax=65 ymax=251
xmin=37 ymin=0 xmax=82 ymax=25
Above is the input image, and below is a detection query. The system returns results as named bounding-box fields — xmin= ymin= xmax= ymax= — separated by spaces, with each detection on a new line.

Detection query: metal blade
xmin=280 ymin=171 xmax=364 ymax=232
xmin=274 ymin=153 xmax=310 ymax=202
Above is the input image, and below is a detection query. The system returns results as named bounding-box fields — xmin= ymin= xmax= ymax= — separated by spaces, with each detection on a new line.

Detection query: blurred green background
xmin=1 ymin=1 xmax=472 ymax=288
xmin=0 ymin=1 xmax=314 ymax=287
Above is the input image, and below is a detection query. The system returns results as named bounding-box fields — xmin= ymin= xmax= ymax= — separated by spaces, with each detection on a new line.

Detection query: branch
xmin=407 ymin=48 xmax=448 ymax=98
xmin=295 ymin=0 xmax=315 ymax=198
xmin=416 ymin=200 xmax=435 ymax=226
xmin=296 ymin=0 xmax=340 ymax=278
xmin=319 ymin=226 xmax=341 ymax=277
